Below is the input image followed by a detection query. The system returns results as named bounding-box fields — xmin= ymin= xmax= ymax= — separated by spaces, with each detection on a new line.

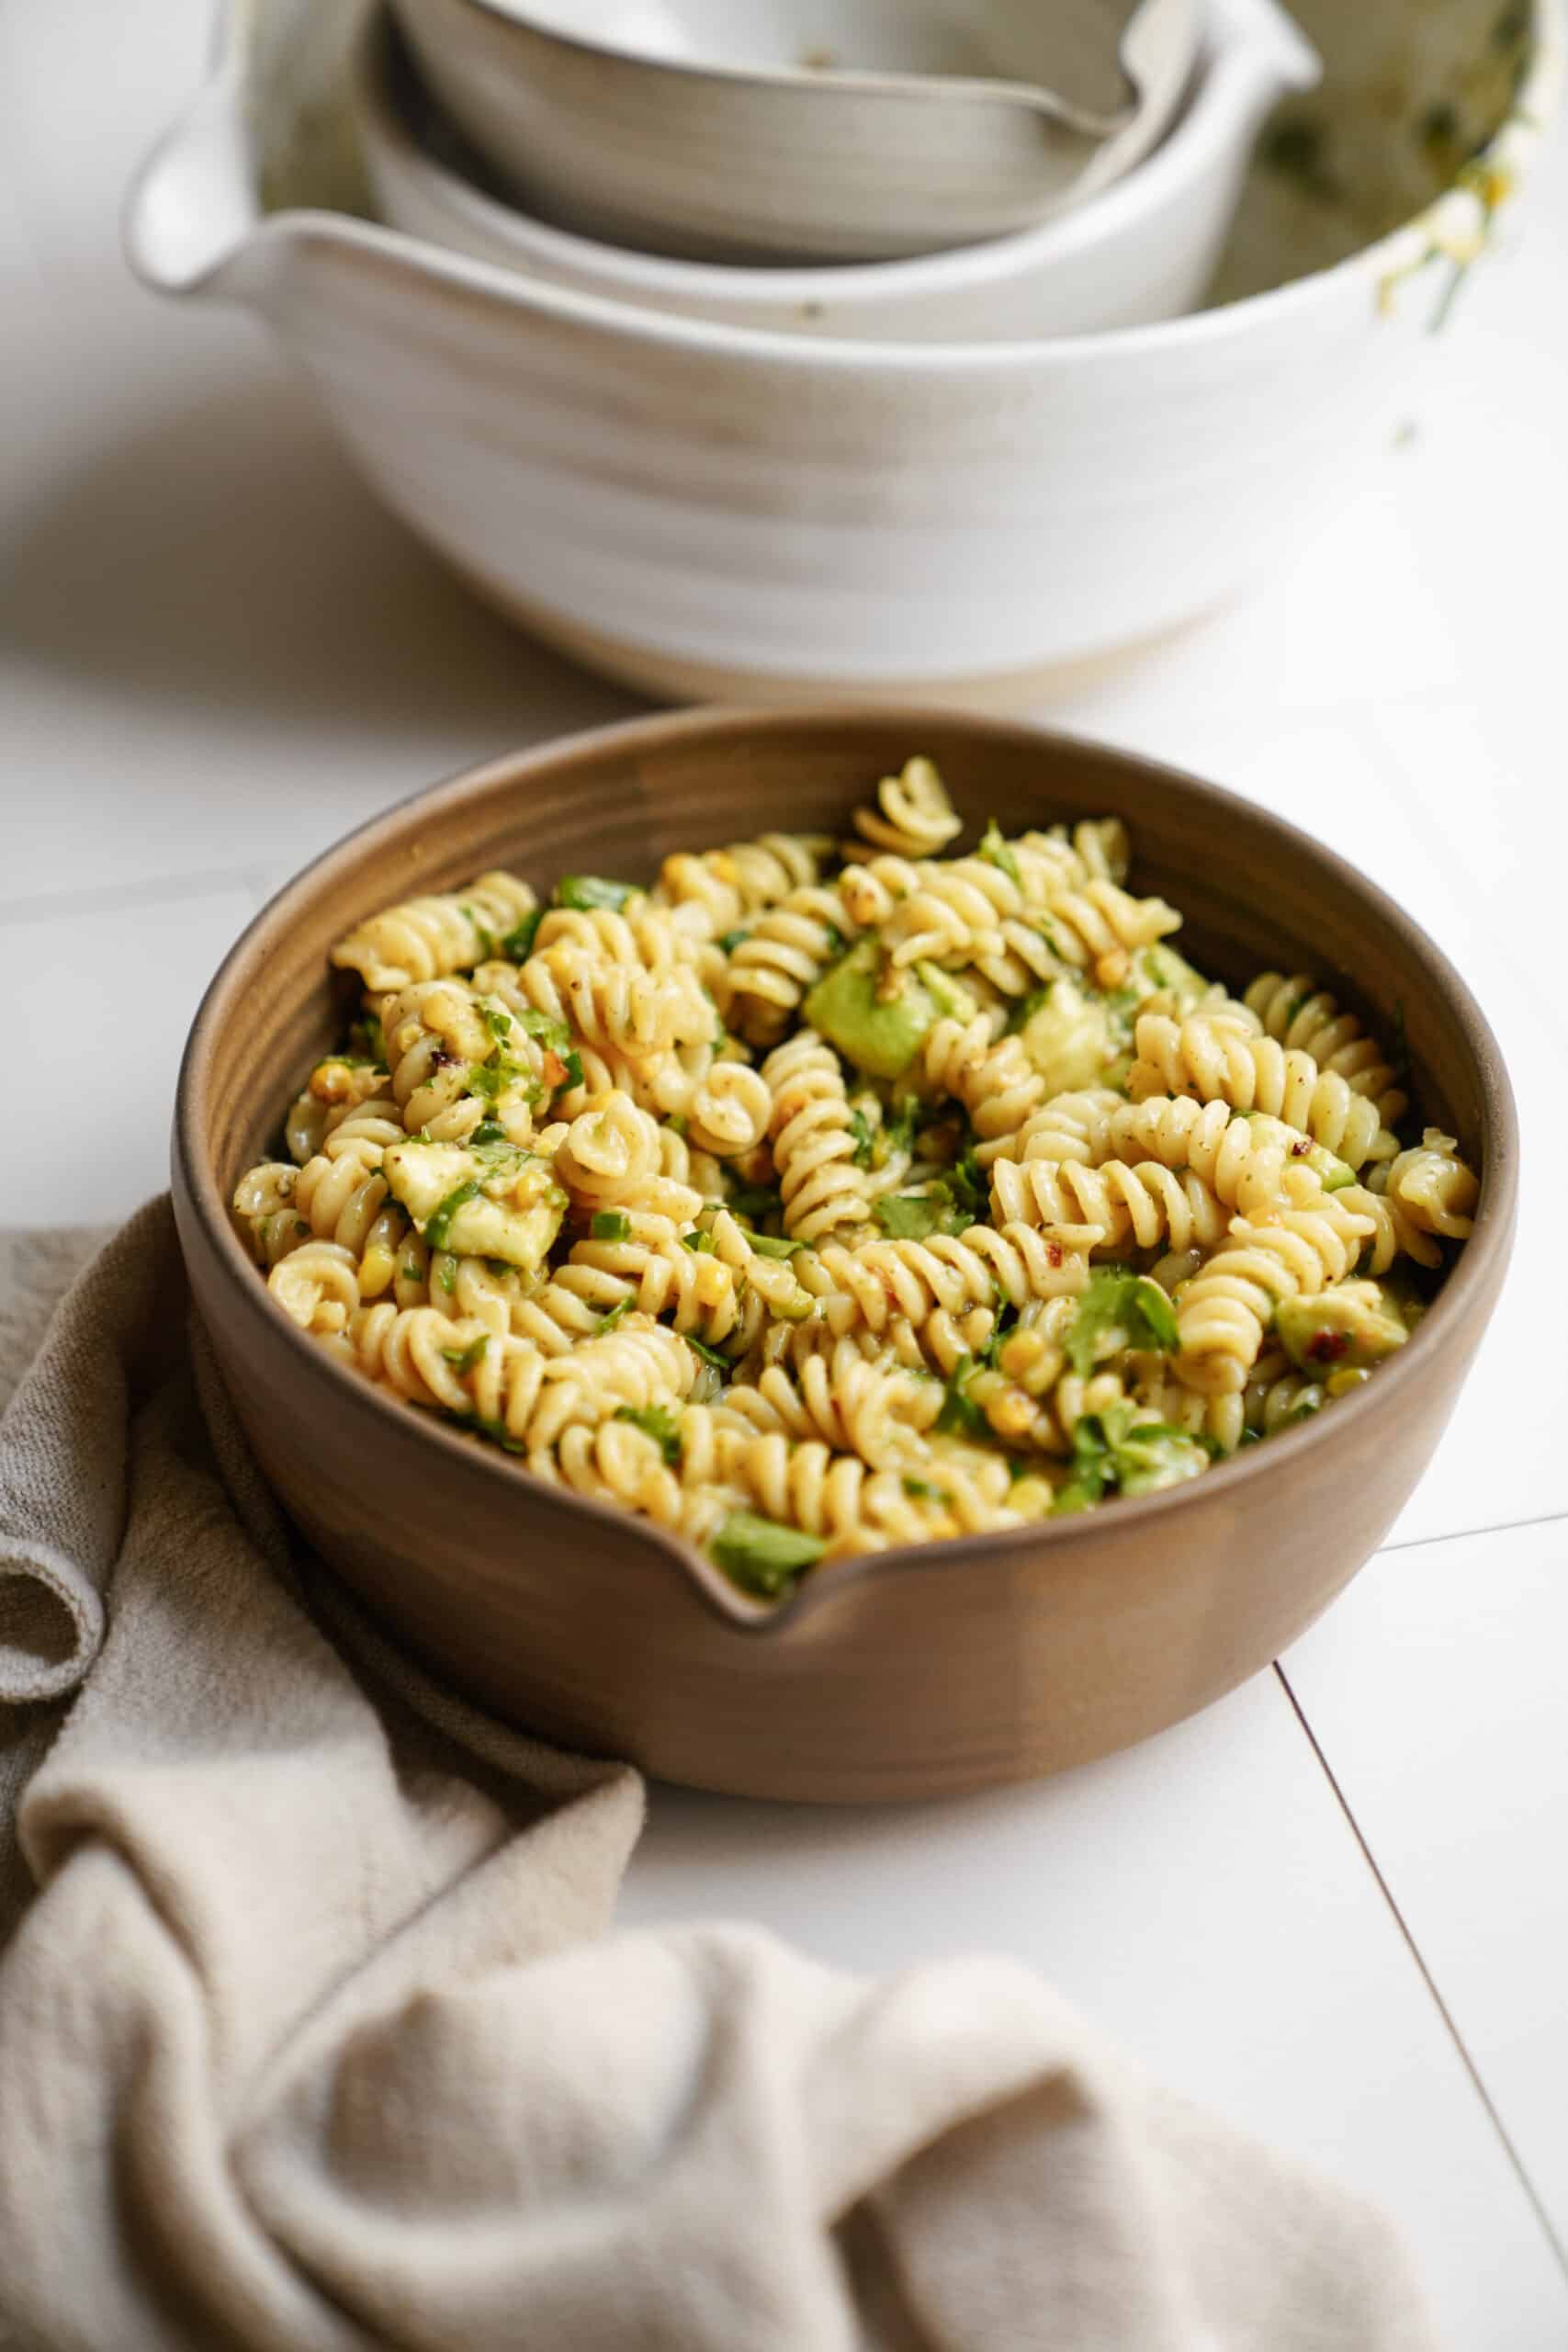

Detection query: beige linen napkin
xmin=0 ymin=1204 xmax=1441 ymax=2352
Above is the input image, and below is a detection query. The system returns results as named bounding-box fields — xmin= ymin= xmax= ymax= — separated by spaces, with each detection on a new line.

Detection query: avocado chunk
xmin=1277 ymin=1281 xmax=1410 ymax=1374
xmin=1054 ymin=1401 xmax=1210 ymax=1513
xmin=384 ymin=1137 xmax=566 ymax=1272
xmin=1016 ymin=979 xmax=1115 ymax=1095
xmin=710 ymin=1510 xmax=828 ymax=1597
xmin=803 ymin=940 xmax=973 ymax=1083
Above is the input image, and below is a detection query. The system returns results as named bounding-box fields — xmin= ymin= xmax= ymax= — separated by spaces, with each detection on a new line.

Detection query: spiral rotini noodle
xmin=1126 ymin=1012 xmax=1398 ymax=1170
xmin=239 ymin=773 xmax=1478 ymax=1589
xmin=331 ymin=872 xmax=537 ymax=991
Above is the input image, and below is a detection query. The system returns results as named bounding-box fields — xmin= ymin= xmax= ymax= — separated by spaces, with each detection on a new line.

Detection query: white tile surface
xmin=4 ymin=1 xmax=1568 ymax=2343
xmin=1284 ymin=1517 xmax=1568 ymax=2268
xmin=624 ymin=1671 xmax=1568 ymax=2347
xmin=0 ymin=884 xmax=258 ymax=1226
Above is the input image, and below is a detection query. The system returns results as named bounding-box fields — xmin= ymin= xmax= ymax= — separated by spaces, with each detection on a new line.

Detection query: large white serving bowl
xmin=125 ymin=0 xmax=1562 ymax=706
xmin=357 ymin=0 xmax=1317 ymax=344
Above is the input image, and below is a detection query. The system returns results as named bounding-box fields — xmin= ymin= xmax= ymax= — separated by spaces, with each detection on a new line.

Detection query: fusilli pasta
xmin=236 ymin=768 xmax=1479 ymax=1598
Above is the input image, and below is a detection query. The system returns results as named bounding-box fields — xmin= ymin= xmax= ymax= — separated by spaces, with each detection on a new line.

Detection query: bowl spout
xmin=123 ymin=43 xmax=264 ymax=298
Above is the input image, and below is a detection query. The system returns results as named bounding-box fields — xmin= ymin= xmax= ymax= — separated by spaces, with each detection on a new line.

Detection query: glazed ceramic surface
xmin=388 ymin=0 xmax=1199 ymax=264
xmin=125 ymin=0 xmax=1562 ymax=702
xmin=172 ymin=709 xmax=1517 ymax=1803
xmin=358 ymin=1 xmax=1310 ymax=343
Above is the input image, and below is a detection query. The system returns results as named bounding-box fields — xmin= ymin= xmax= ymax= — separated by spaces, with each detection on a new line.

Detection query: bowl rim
xmin=175 ymin=704 xmax=1519 ymax=1637
xmin=459 ymin=0 xmax=1152 ymax=131
xmin=126 ymin=0 xmax=1563 ymax=366
xmin=359 ymin=0 xmax=1227 ymax=302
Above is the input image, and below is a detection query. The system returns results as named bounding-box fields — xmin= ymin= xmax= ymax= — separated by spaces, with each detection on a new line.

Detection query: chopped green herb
xmin=436 ymin=1258 xmax=457 ymax=1295
xmin=848 ymin=1106 xmax=877 ymax=1169
xmin=978 ymin=820 xmax=1021 ymax=888
xmin=592 ymin=1211 xmax=632 ymax=1242
xmin=459 ymin=907 xmax=497 ymax=961
xmin=1066 ymin=1267 xmax=1179 ymax=1378
xmin=479 ymin=1003 xmax=513 ymax=1044
xmin=440 ymin=1334 xmax=491 ymax=1374
xmin=1055 ymin=1416 xmax=1111 ymax=1514
xmin=727 ymin=1181 xmax=785 ymax=1226
xmin=597 ymin=1298 xmax=632 ymax=1334
xmin=710 ymin=1511 xmax=827 ymax=1597
xmin=902 ymin=1476 xmax=947 ymax=1502
xmin=686 ymin=1332 xmax=734 ymax=1375
xmin=717 ymin=928 xmax=750 ymax=955
xmin=615 ymin=1403 xmax=682 ymax=1464
xmin=499 ymin=908 xmax=543 ymax=962
xmin=560 ymin=1050 xmax=585 ymax=1091
xmin=468 ymin=1119 xmax=507 ymax=1148
xmin=347 ymin=1013 xmax=387 ymax=1067
xmin=426 ymin=1179 xmax=482 ymax=1252
xmin=557 ymin=875 xmax=638 ymax=914
xmin=746 ymin=1231 xmax=802 ymax=1260
xmin=934 ymin=1356 xmax=989 ymax=1443
xmin=681 ymin=1227 xmax=717 ymax=1255
xmin=515 ymin=1008 xmax=570 ymax=1049
xmin=874 ymin=1194 xmax=947 ymax=1241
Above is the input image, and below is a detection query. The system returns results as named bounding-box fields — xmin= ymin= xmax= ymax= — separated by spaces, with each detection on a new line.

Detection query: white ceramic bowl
xmin=386 ymin=0 xmax=1201 ymax=266
xmin=358 ymin=0 xmax=1317 ymax=343
xmin=125 ymin=0 xmax=1562 ymax=706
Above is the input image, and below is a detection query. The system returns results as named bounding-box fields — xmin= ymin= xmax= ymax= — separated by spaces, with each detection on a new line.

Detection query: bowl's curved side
xmin=174 ymin=709 xmax=1518 ymax=1802
xmin=356 ymin=2 xmax=1275 ymax=343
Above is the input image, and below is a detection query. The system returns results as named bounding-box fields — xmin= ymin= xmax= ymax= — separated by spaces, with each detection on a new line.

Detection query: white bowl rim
xmin=126 ymin=0 xmax=1564 ymax=370
xmin=361 ymin=0 xmax=1229 ymax=300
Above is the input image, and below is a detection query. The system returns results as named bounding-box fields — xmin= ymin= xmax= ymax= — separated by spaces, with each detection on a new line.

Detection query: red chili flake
xmin=1306 ymin=1330 xmax=1350 ymax=1363
xmin=1292 ymin=1138 xmax=1311 ymax=1157
xmin=540 ymin=1049 xmax=568 ymax=1089
xmin=1046 ymin=1240 xmax=1064 ymax=1267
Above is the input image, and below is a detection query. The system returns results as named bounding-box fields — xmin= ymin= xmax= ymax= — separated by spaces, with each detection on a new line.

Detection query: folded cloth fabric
xmin=0 ymin=1204 xmax=1441 ymax=2352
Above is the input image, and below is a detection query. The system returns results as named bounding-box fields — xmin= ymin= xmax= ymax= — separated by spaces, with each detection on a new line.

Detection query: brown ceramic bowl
xmin=173 ymin=708 xmax=1517 ymax=1802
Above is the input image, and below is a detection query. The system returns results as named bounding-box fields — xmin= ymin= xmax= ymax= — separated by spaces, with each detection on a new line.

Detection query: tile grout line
xmin=1377 ymin=1506 xmax=1568 ymax=1558
xmin=1274 ymin=1661 xmax=1568 ymax=2288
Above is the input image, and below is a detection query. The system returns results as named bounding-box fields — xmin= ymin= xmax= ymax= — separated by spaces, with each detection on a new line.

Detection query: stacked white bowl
xmin=362 ymin=0 xmax=1316 ymax=342
xmin=124 ymin=0 xmax=1562 ymax=702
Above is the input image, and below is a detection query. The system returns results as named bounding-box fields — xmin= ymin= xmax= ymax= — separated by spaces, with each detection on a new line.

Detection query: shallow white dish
xmin=125 ymin=0 xmax=1562 ymax=707
xmin=388 ymin=0 xmax=1200 ymax=265
xmin=359 ymin=0 xmax=1315 ymax=343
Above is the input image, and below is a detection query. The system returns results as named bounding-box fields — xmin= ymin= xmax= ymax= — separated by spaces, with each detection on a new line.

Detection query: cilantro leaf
xmin=557 ymin=875 xmax=638 ymax=914
xmin=978 ymin=819 xmax=1021 ymax=888
xmin=848 ymin=1106 xmax=877 ymax=1170
xmin=615 ymin=1403 xmax=682 ymax=1464
xmin=1066 ymin=1267 xmax=1179 ymax=1378
xmin=686 ymin=1333 xmax=734 ymax=1375
xmin=440 ymin=1334 xmax=491 ymax=1374
xmin=425 ymin=1179 xmax=482 ymax=1252
xmin=746 ymin=1231 xmax=802 ymax=1259
xmin=934 ymin=1355 xmax=989 ymax=1442
xmin=469 ymin=1119 xmax=507 ymax=1147
xmin=1054 ymin=1414 xmax=1111 ymax=1514
xmin=499 ymin=909 xmax=543 ymax=962
xmin=874 ymin=1194 xmax=946 ymax=1241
